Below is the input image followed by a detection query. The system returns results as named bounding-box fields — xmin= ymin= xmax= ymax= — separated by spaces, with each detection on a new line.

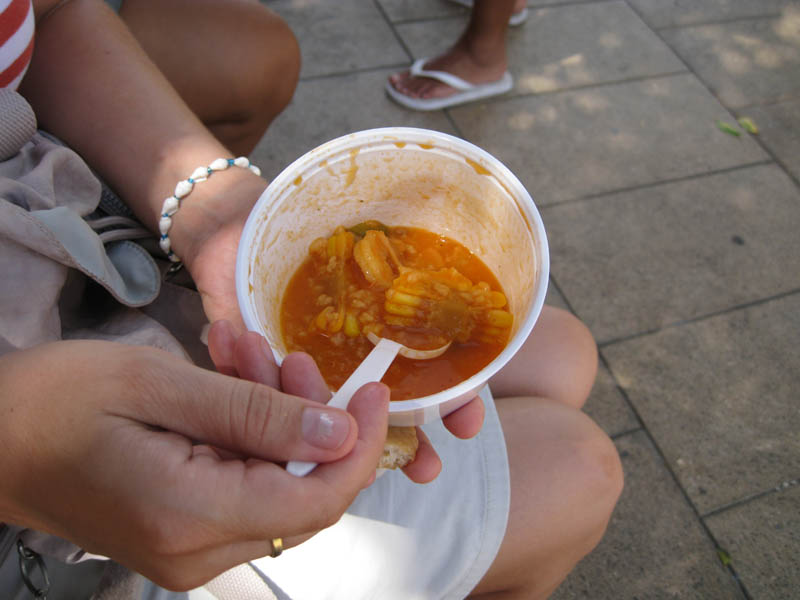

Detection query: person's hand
xmin=207 ymin=320 xmax=485 ymax=484
xmin=174 ymin=174 xmax=267 ymax=333
xmin=0 ymin=340 xmax=388 ymax=591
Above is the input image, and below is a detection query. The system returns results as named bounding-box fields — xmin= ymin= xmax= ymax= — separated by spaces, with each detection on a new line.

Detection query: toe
xmin=388 ymin=70 xmax=410 ymax=89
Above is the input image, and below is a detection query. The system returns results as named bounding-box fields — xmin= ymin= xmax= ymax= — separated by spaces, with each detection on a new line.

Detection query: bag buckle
xmin=17 ymin=540 xmax=50 ymax=599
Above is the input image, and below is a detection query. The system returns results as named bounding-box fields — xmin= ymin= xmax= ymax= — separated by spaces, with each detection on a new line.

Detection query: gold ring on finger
xmin=269 ymin=537 xmax=283 ymax=558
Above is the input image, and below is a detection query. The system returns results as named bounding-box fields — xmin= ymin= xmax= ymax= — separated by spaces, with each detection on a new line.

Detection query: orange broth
xmin=280 ymin=224 xmax=512 ymax=400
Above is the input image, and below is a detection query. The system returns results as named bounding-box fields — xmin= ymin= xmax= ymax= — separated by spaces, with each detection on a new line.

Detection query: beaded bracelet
xmin=158 ymin=157 xmax=262 ymax=263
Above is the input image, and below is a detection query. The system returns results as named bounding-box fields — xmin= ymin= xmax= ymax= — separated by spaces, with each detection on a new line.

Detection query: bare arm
xmin=20 ymin=0 xmax=265 ymax=272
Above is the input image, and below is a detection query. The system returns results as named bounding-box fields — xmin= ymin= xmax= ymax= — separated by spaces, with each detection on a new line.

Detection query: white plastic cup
xmin=236 ymin=128 xmax=549 ymax=426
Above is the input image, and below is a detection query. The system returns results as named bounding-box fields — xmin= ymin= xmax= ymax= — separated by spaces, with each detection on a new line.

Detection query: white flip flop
xmin=385 ymin=58 xmax=513 ymax=111
xmin=509 ymin=7 xmax=529 ymax=27
xmin=447 ymin=0 xmax=529 ymax=26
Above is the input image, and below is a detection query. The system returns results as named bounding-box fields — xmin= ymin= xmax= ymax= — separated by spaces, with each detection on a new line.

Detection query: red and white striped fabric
xmin=0 ymin=0 xmax=34 ymax=90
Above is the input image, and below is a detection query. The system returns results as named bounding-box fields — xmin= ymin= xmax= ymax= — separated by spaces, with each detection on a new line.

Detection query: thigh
xmin=471 ymin=396 xmax=623 ymax=598
xmin=118 ymin=0 xmax=299 ymax=124
xmin=488 ymin=305 xmax=598 ymax=409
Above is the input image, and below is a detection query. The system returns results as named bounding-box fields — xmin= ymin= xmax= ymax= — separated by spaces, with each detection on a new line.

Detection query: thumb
xmin=115 ymin=350 xmax=358 ymax=464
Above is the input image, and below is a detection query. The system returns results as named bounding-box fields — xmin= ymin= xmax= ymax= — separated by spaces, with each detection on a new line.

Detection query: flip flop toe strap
xmin=409 ymin=58 xmax=475 ymax=91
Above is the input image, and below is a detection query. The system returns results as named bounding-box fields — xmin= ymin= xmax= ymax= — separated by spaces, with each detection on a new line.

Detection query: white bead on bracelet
xmin=158 ymin=157 xmax=262 ymax=263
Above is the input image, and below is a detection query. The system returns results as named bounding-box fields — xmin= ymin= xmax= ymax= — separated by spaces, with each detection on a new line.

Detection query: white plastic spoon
xmin=286 ymin=332 xmax=451 ymax=477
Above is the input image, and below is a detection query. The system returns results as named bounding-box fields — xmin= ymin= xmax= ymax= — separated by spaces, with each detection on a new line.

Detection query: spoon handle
xmin=286 ymin=337 xmax=402 ymax=477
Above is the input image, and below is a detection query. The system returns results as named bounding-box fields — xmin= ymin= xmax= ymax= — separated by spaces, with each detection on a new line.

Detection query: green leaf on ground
xmin=737 ymin=117 xmax=759 ymax=134
xmin=716 ymin=120 xmax=741 ymax=136
xmin=717 ymin=548 xmax=732 ymax=566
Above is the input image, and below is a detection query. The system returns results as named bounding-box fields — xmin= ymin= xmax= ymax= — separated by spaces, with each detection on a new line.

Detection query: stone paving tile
xmin=543 ymin=164 xmax=800 ymax=343
xmin=451 ymin=73 xmax=767 ymax=206
xmin=661 ymin=11 xmax=800 ymax=109
xmin=376 ymin=0 xmax=464 ymax=22
xmin=251 ymin=70 xmax=457 ymax=181
xmin=546 ymin=283 xmax=640 ymax=437
xmin=602 ymin=293 xmax=800 ymax=516
xmin=551 ymin=431 xmax=743 ymax=600
xmin=390 ymin=16 xmax=465 ymax=69
xmin=705 ymin=484 xmax=800 ymax=599
xmin=524 ymin=0 xmax=585 ymax=5
xmin=378 ymin=0 xmax=582 ymax=23
xmin=743 ymin=97 xmax=800 ymax=181
xmin=393 ymin=1 xmax=686 ymax=97
xmin=545 ymin=277 xmax=569 ymax=310
xmin=627 ymin=0 xmax=794 ymax=29
xmin=269 ymin=0 xmax=408 ymax=78
xmin=585 ymin=362 xmax=640 ymax=438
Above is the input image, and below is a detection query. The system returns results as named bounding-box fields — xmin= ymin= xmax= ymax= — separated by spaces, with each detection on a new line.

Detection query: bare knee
xmin=209 ymin=4 xmax=301 ymax=150
xmin=244 ymin=6 xmax=301 ymax=121
xmin=570 ymin=420 xmax=624 ymax=550
xmin=527 ymin=411 xmax=624 ymax=568
xmin=524 ymin=425 xmax=623 ymax=598
xmin=521 ymin=413 xmax=623 ymax=595
xmin=119 ymin=0 xmax=301 ymax=153
xmin=473 ymin=401 xmax=623 ymax=599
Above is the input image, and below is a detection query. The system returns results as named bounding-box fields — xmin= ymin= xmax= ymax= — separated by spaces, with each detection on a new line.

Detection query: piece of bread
xmin=378 ymin=426 xmax=418 ymax=469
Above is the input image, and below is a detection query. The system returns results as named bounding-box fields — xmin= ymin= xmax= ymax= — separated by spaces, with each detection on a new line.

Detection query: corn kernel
xmin=489 ymin=291 xmax=507 ymax=308
xmin=344 ymin=313 xmax=360 ymax=337
xmin=487 ymin=309 xmax=513 ymax=328
xmin=386 ymin=289 xmax=423 ymax=306
xmin=326 ymin=236 xmax=337 ymax=259
xmin=385 ymin=301 xmax=417 ymax=317
xmin=326 ymin=227 xmax=354 ymax=260
xmin=395 ymin=282 xmax=433 ymax=299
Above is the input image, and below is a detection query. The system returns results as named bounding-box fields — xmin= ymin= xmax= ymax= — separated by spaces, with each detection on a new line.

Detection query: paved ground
xmin=255 ymin=1 xmax=800 ymax=598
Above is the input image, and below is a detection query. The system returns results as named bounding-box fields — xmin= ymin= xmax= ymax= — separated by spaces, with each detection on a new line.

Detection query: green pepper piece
xmin=716 ymin=548 xmax=732 ymax=567
xmin=716 ymin=120 xmax=741 ymax=137
xmin=347 ymin=220 xmax=389 ymax=237
xmin=737 ymin=117 xmax=759 ymax=135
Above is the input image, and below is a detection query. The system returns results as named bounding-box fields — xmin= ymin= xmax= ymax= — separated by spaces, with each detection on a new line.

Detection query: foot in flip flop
xmin=386 ymin=51 xmax=512 ymax=111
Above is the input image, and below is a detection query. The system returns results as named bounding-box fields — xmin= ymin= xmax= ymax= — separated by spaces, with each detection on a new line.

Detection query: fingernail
xmin=302 ymin=407 xmax=350 ymax=449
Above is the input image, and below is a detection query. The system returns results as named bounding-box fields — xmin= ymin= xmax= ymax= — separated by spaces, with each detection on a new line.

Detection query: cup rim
xmin=236 ymin=127 xmax=550 ymax=415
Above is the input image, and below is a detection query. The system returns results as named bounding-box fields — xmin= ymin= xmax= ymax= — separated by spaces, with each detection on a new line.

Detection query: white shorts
xmin=140 ymin=387 xmax=510 ymax=600
xmin=250 ymin=385 xmax=510 ymax=600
